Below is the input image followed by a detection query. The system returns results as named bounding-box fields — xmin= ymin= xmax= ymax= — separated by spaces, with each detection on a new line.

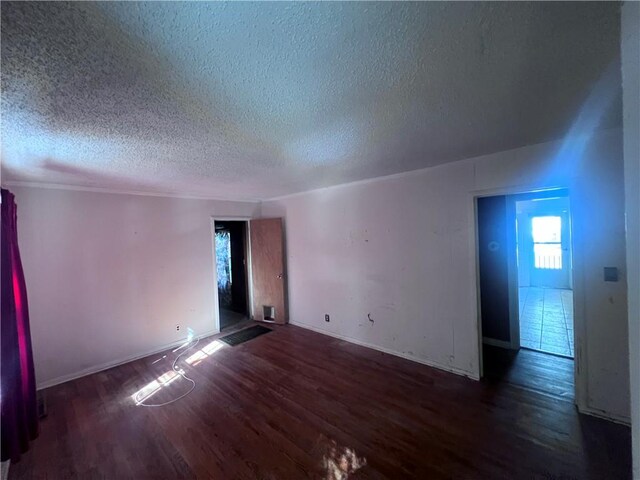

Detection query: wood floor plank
xmin=9 ymin=324 xmax=631 ymax=479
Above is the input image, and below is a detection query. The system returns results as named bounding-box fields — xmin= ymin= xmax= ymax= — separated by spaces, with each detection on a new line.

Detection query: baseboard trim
xmin=580 ymin=405 xmax=631 ymax=426
xmin=289 ymin=323 xmax=630 ymax=425
xmin=35 ymin=322 xmax=628 ymax=426
xmin=290 ymin=321 xmax=480 ymax=380
xmin=36 ymin=329 xmax=219 ymax=390
xmin=482 ymin=337 xmax=514 ymax=349
xmin=1 ymin=460 xmax=9 ymax=480
xmin=4 ymin=180 xmax=261 ymax=203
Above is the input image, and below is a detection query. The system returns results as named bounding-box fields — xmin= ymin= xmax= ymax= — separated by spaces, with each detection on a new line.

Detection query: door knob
xmin=277 ymin=273 xmax=283 ymax=279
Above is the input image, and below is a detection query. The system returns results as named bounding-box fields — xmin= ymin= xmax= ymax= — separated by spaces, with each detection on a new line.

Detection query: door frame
xmin=476 ymin=196 xmax=521 ymax=351
xmin=471 ymin=185 xmax=585 ymax=412
xmin=210 ymin=217 xmax=254 ymax=333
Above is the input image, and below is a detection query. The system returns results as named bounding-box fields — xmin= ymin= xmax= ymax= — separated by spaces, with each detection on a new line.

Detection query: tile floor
xmin=519 ymin=286 xmax=574 ymax=358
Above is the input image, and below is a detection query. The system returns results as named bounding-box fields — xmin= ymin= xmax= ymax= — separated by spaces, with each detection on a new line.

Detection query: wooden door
xmin=249 ymin=218 xmax=287 ymax=324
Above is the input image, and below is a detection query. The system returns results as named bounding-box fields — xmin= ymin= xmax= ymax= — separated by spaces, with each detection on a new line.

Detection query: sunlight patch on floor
xmin=131 ymin=369 xmax=182 ymax=405
xmin=185 ymin=339 xmax=225 ymax=366
xmin=130 ymin=338 xmax=227 ymax=405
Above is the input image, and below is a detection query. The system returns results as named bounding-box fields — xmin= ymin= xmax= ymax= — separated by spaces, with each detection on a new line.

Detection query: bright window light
xmin=532 ymin=216 xmax=562 ymax=270
xmin=532 ymin=216 xmax=561 ymax=243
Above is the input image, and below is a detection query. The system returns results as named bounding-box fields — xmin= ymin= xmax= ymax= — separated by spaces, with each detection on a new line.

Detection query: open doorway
xmin=214 ymin=220 xmax=249 ymax=330
xmin=516 ymin=196 xmax=574 ymax=358
xmin=477 ymin=189 xmax=576 ymax=401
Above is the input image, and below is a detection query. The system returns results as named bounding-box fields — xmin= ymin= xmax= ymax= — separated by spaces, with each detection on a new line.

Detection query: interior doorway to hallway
xmin=477 ymin=188 xmax=576 ymax=400
xmin=516 ymin=196 xmax=574 ymax=358
xmin=214 ymin=220 xmax=249 ymax=330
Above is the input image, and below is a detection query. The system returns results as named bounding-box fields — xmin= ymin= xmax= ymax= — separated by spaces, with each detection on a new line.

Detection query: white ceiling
xmin=1 ymin=2 xmax=622 ymax=201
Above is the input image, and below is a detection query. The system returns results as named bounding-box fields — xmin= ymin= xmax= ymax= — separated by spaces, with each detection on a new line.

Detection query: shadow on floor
xmin=220 ymin=308 xmax=249 ymax=330
xmin=482 ymin=344 xmax=574 ymax=401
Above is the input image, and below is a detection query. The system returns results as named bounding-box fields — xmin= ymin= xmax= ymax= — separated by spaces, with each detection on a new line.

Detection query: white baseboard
xmin=1 ymin=460 xmax=9 ymax=480
xmin=482 ymin=337 xmax=515 ymax=349
xmin=289 ymin=321 xmax=480 ymax=380
xmin=36 ymin=329 xmax=219 ymax=390
xmin=34 ymin=321 xmax=630 ymax=427
xmin=289 ymin=323 xmax=632 ymax=425
xmin=580 ymin=405 xmax=631 ymax=426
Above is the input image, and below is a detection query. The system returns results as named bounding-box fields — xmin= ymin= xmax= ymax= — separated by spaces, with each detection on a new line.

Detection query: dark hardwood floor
xmin=12 ymin=324 xmax=631 ymax=479
xmin=482 ymin=344 xmax=575 ymax=401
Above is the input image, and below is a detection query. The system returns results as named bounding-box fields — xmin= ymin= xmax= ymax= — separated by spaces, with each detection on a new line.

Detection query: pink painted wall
xmin=263 ymin=130 xmax=630 ymax=422
xmin=11 ymin=187 xmax=260 ymax=387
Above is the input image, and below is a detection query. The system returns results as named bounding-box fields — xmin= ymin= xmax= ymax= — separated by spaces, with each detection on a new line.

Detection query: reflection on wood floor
xmin=11 ymin=325 xmax=631 ymax=479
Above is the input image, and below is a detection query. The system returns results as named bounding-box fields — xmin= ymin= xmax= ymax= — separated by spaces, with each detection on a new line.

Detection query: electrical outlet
xmin=176 ymin=325 xmax=180 ymax=331
xmin=325 ymin=314 xmax=330 ymax=322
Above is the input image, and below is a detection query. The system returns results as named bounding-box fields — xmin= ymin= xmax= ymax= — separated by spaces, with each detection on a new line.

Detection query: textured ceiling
xmin=1 ymin=1 xmax=622 ymax=200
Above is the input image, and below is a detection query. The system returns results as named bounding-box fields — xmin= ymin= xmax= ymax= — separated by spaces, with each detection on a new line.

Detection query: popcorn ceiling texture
xmin=1 ymin=2 xmax=621 ymax=200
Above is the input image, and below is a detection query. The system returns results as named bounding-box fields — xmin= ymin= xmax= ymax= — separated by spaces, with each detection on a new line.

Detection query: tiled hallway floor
xmin=519 ymin=287 xmax=574 ymax=357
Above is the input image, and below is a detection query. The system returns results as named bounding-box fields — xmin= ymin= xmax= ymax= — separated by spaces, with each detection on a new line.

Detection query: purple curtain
xmin=1 ymin=188 xmax=38 ymax=462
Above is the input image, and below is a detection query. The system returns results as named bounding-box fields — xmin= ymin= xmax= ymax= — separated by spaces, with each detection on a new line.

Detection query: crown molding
xmin=1 ymin=180 xmax=262 ymax=204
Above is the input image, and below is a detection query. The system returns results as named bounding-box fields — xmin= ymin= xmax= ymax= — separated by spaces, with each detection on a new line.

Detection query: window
xmin=532 ymin=216 xmax=562 ymax=269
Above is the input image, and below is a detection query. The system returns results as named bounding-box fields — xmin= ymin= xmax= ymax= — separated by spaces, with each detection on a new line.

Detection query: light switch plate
xmin=604 ymin=267 xmax=618 ymax=282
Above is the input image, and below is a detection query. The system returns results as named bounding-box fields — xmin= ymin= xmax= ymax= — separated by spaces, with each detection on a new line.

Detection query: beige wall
xmin=263 ymin=129 xmax=630 ymax=422
xmin=10 ymin=187 xmax=260 ymax=387
xmin=7 ymin=126 xmax=631 ymax=425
